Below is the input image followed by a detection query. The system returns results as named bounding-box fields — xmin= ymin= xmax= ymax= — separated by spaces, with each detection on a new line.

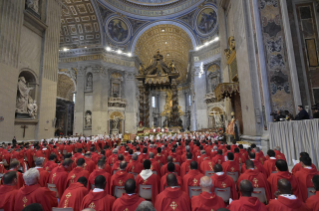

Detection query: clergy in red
xmin=112 ymin=179 xmax=145 ymax=211
xmin=191 ymin=176 xmax=226 ymax=211
xmin=161 ymin=156 xmax=180 ymax=176
xmin=88 ymin=159 xmax=111 ymax=192
xmin=81 ymin=175 xmax=115 ymax=211
xmin=7 ymin=160 xmax=24 ymax=189
xmin=83 ymin=152 xmax=96 ymax=173
xmin=136 ymin=160 xmax=159 ymax=203
xmin=107 ymin=149 xmax=119 ymax=166
xmin=160 ymin=162 xmax=182 ymax=192
xmin=263 ymin=150 xmax=277 ymax=177
xmin=211 ymin=164 xmax=238 ymax=201
xmin=126 ymin=153 xmax=144 ymax=175
xmin=58 ymin=177 xmax=89 ymax=211
xmin=180 ymin=152 xmax=194 ymax=177
xmin=43 ymin=154 xmax=58 ymax=172
xmin=0 ymin=172 xmax=18 ymax=211
xmin=292 ymin=152 xmax=317 ymax=175
xmin=295 ymin=156 xmax=319 ymax=202
xmin=149 ymin=153 xmax=161 ymax=176
xmin=306 ymin=175 xmax=319 ymax=211
xmin=212 ymin=150 xmax=225 ymax=165
xmin=237 ymin=160 xmax=271 ymax=201
xmin=34 ymin=157 xmax=50 ymax=187
xmin=267 ymin=159 xmax=301 ymax=199
xmin=155 ymin=173 xmax=191 ymax=211
xmin=14 ymin=168 xmax=58 ymax=211
xmin=182 ymin=161 xmax=204 ymax=196
xmin=241 ymin=152 xmax=267 ymax=177
xmin=266 ymin=179 xmax=309 ymax=211
xmin=67 ymin=158 xmax=90 ymax=187
xmin=228 ymin=180 xmax=267 ymax=211
xmin=48 ymin=158 xmax=73 ymax=198
xmin=110 ymin=161 xmax=135 ymax=195
xmin=111 ymin=154 xmax=125 ymax=174
xmin=222 ymin=152 xmax=240 ymax=182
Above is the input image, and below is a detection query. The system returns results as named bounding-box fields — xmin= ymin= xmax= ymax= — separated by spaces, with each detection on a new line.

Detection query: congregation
xmin=0 ymin=135 xmax=319 ymax=211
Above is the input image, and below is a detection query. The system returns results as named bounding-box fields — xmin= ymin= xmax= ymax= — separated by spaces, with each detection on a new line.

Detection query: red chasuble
xmin=107 ymin=154 xmax=118 ymax=166
xmin=237 ymin=169 xmax=271 ymax=201
xmin=241 ymin=160 xmax=267 ymax=177
xmin=263 ymin=158 xmax=277 ymax=177
xmin=306 ymin=191 xmax=319 ymax=211
xmin=295 ymin=167 xmax=319 ymax=202
xmin=88 ymin=169 xmax=111 ymax=193
xmin=36 ymin=167 xmax=50 ymax=187
xmin=292 ymin=163 xmax=317 ymax=175
xmin=58 ymin=182 xmax=89 ymax=211
xmin=5 ymin=170 xmax=24 ymax=189
xmin=227 ymin=196 xmax=267 ymax=211
xmin=212 ymin=154 xmax=225 ymax=165
xmin=222 ymin=160 xmax=240 ymax=176
xmin=49 ymin=166 xmax=69 ymax=198
xmin=0 ymin=185 xmax=18 ymax=211
xmin=126 ymin=160 xmax=144 ymax=174
xmin=67 ymin=167 xmax=90 ymax=187
xmin=161 ymin=163 xmax=180 ymax=176
xmin=112 ymin=193 xmax=145 ymax=211
xmin=182 ymin=169 xmax=204 ymax=196
xmin=81 ymin=190 xmax=115 ymax=211
xmin=14 ymin=184 xmax=58 ymax=211
xmin=267 ymin=171 xmax=302 ymax=199
xmin=160 ymin=172 xmax=182 ymax=192
xmin=154 ymin=187 xmax=191 ymax=211
xmin=191 ymin=191 xmax=226 ymax=211
xmin=200 ymin=159 xmax=216 ymax=175
xmin=180 ymin=160 xmax=193 ymax=177
xmin=110 ymin=170 xmax=135 ymax=195
xmin=211 ymin=173 xmax=238 ymax=200
xmin=136 ymin=173 xmax=159 ymax=203
xmin=43 ymin=160 xmax=58 ymax=172
xmin=150 ymin=158 xmax=161 ymax=176
xmin=266 ymin=195 xmax=310 ymax=211
xmin=84 ymin=158 xmax=96 ymax=173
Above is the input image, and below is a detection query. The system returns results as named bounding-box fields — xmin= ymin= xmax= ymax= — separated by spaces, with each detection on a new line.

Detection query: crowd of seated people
xmin=0 ymin=138 xmax=319 ymax=211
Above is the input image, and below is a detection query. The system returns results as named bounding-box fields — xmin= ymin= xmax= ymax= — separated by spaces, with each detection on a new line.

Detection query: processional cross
xmin=21 ymin=125 xmax=28 ymax=138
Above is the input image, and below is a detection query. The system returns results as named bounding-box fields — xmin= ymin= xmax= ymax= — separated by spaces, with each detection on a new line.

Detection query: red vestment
xmin=211 ymin=173 xmax=238 ymax=200
xmin=160 ymin=172 xmax=182 ymax=192
xmin=111 ymin=161 xmax=121 ymax=173
xmin=191 ymin=191 xmax=226 ymax=211
xmin=292 ymin=163 xmax=317 ymax=175
xmin=36 ymin=167 xmax=50 ymax=187
xmin=227 ymin=196 xmax=267 ymax=211
xmin=58 ymin=182 xmax=89 ymax=211
xmin=67 ymin=167 xmax=90 ymax=187
xmin=237 ymin=169 xmax=271 ymax=200
xmin=231 ymin=144 xmax=238 ymax=153
xmin=267 ymin=171 xmax=301 ymax=199
xmin=212 ymin=154 xmax=225 ymax=165
xmin=112 ymin=193 xmax=145 ymax=211
xmin=200 ymin=159 xmax=215 ymax=175
xmin=266 ymin=196 xmax=310 ymax=211
xmin=182 ymin=169 xmax=204 ymax=196
xmin=0 ymin=185 xmax=18 ymax=211
xmin=136 ymin=172 xmax=159 ymax=203
xmin=180 ymin=159 xmax=193 ymax=177
xmin=161 ymin=163 xmax=180 ymax=176
xmin=110 ymin=170 xmax=134 ymax=195
xmin=306 ymin=191 xmax=319 ymax=211
xmin=138 ymin=153 xmax=148 ymax=163
xmin=222 ymin=160 xmax=240 ymax=176
xmin=295 ymin=167 xmax=319 ymax=202
xmin=255 ymin=152 xmax=266 ymax=164
xmin=83 ymin=158 xmax=95 ymax=173
xmin=234 ymin=153 xmax=246 ymax=165
xmin=263 ymin=158 xmax=277 ymax=177
xmin=127 ymin=160 xmax=144 ymax=174
xmin=49 ymin=166 xmax=69 ymax=198
xmin=239 ymin=149 xmax=249 ymax=160
xmin=107 ymin=154 xmax=118 ymax=166
xmin=14 ymin=184 xmax=58 ymax=211
xmin=81 ymin=190 xmax=115 ymax=211
xmin=241 ymin=160 xmax=267 ymax=177
xmin=88 ymin=169 xmax=111 ymax=193
xmin=43 ymin=160 xmax=58 ymax=172
xmin=150 ymin=158 xmax=161 ymax=176
xmin=5 ymin=170 xmax=24 ymax=189
xmin=154 ymin=153 xmax=166 ymax=165
xmin=154 ymin=187 xmax=191 ymax=211
xmin=0 ymin=163 xmax=4 ymax=173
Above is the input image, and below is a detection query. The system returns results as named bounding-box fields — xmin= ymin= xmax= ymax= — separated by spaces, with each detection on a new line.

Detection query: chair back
xmin=47 ymin=183 xmax=59 ymax=198
xmin=252 ymin=187 xmax=267 ymax=203
xmin=114 ymin=186 xmax=125 ymax=198
xmin=205 ymin=171 xmax=215 ymax=176
xmin=52 ymin=208 xmax=74 ymax=211
xmin=152 ymin=171 xmax=157 ymax=175
xmin=214 ymin=187 xmax=231 ymax=202
xmin=0 ymin=209 xmax=4 ymax=211
xmin=188 ymin=186 xmax=202 ymax=198
xmin=226 ymin=172 xmax=239 ymax=183
xmin=139 ymin=184 xmax=152 ymax=200
xmin=307 ymin=187 xmax=316 ymax=198
xmin=129 ymin=172 xmax=138 ymax=179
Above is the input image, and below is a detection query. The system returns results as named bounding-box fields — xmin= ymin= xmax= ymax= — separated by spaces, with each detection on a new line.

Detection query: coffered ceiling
xmin=60 ymin=0 xmax=102 ymax=48
xmin=134 ymin=25 xmax=193 ymax=83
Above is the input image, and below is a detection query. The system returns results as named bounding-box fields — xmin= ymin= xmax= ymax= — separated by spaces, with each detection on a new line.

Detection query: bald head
xmin=200 ymin=176 xmax=213 ymax=190
xmin=149 ymin=152 xmax=154 ymax=159
xmin=278 ymin=179 xmax=292 ymax=195
xmin=166 ymin=173 xmax=178 ymax=187
xmin=245 ymin=160 xmax=254 ymax=169
xmin=214 ymin=164 xmax=223 ymax=173
xmin=167 ymin=156 xmax=173 ymax=163
xmin=239 ymin=180 xmax=254 ymax=197
xmin=125 ymin=178 xmax=136 ymax=194
xmin=132 ymin=153 xmax=138 ymax=161
xmin=120 ymin=161 xmax=127 ymax=170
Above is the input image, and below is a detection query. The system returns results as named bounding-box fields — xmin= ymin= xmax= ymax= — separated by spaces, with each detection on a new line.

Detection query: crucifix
xmin=21 ymin=125 xmax=28 ymax=138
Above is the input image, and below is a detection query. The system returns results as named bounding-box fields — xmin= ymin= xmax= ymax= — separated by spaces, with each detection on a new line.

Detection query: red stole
xmin=0 ymin=185 xmax=18 ymax=211
xmin=191 ymin=191 xmax=226 ymax=211
xmin=211 ymin=173 xmax=238 ymax=200
xmin=81 ymin=190 xmax=115 ymax=211
xmin=112 ymin=193 xmax=145 ymax=211
xmin=58 ymin=182 xmax=89 ymax=211
xmin=154 ymin=187 xmax=191 ymax=211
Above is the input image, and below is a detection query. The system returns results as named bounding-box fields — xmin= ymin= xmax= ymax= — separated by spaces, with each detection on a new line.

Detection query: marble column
xmin=92 ymin=65 xmax=103 ymax=135
xmin=145 ymin=88 xmax=150 ymax=127
xmin=74 ymin=67 xmax=86 ymax=135
xmin=138 ymin=81 xmax=145 ymax=126
xmin=171 ymin=79 xmax=180 ymax=127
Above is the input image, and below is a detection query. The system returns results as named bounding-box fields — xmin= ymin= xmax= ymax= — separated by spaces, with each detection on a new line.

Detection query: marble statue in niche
xmin=112 ymin=83 xmax=120 ymax=98
xmin=85 ymin=111 xmax=92 ymax=128
xmin=26 ymin=0 xmax=39 ymax=13
xmin=86 ymin=73 xmax=93 ymax=91
xmin=16 ymin=77 xmax=37 ymax=118
xmin=111 ymin=117 xmax=120 ymax=135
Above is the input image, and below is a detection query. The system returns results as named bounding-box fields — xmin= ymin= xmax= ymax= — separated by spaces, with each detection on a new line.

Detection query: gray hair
xmin=132 ymin=153 xmax=138 ymax=161
xmin=112 ymin=149 xmax=118 ymax=154
xmin=135 ymin=201 xmax=156 ymax=211
xmin=23 ymin=168 xmax=40 ymax=185
xmin=35 ymin=157 xmax=45 ymax=166
xmin=200 ymin=176 xmax=213 ymax=188
xmin=200 ymin=150 xmax=206 ymax=155
xmin=149 ymin=152 xmax=154 ymax=159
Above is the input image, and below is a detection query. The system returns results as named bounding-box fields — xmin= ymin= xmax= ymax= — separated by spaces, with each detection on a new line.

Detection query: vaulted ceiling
xmin=57 ymin=74 xmax=75 ymax=101
xmin=60 ymin=0 xmax=102 ymax=48
xmin=134 ymin=25 xmax=193 ymax=83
